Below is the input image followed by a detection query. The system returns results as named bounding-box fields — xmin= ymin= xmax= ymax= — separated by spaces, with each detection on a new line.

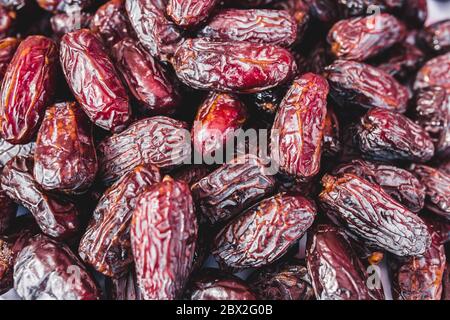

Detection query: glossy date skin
xmin=171 ymin=165 xmax=213 ymax=186
xmin=322 ymin=106 xmax=341 ymax=158
xmin=126 ymin=0 xmax=183 ymax=62
xmin=185 ymin=269 xmax=256 ymax=300
xmin=172 ymin=38 xmax=297 ymax=94
xmin=198 ymin=9 xmax=298 ymax=47
xmin=327 ymin=13 xmax=406 ymax=61
xmin=112 ymin=38 xmax=181 ymax=116
xmin=270 ymin=73 xmax=328 ymax=181
xmin=0 ymin=157 xmax=80 ymax=240
xmin=324 ymin=60 xmax=409 ymax=113
xmin=192 ymin=92 xmax=247 ymax=158
xmin=0 ymin=6 xmax=15 ymax=40
xmin=106 ymin=268 xmax=142 ymax=300
xmin=51 ymin=12 xmax=92 ymax=38
xmin=34 ymin=102 xmax=97 ymax=194
xmin=14 ymin=234 xmax=99 ymax=300
xmin=167 ymin=0 xmax=218 ymax=29
xmin=212 ymin=193 xmax=316 ymax=271
xmin=79 ymin=164 xmax=161 ymax=278
xmin=98 ymin=116 xmax=190 ymax=185
xmin=0 ymin=138 xmax=34 ymax=167
xmin=409 ymin=164 xmax=450 ymax=221
xmin=60 ymin=29 xmax=131 ymax=133
xmin=0 ymin=182 xmax=16 ymax=234
xmin=0 ymin=36 xmax=57 ymax=144
xmin=191 ymin=155 xmax=276 ymax=225
xmin=332 ymin=159 xmax=425 ymax=212
xmin=131 ymin=176 xmax=198 ymax=300
xmin=355 ymin=108 xmax=435 ymax=162
xmin=319 ymin=174 xmax=431 ymax=257
xmin=414 ymin=52 xmax=450 ymax=92
xmin=306 ymin=224 xmax=380 ymax=300
xmin=0 ymin=37 xmax=19 ymax=81
xmin=419 ymin=19 xmax=450 ymax=54
xmin=36 ymin=0 xmax=93 ymax=13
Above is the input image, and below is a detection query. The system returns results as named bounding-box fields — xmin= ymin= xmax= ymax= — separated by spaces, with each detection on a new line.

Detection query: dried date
xmin=0 ymin=138 xmax=34 ymax=167
xmin=106 ymin=268 xmax=142 ymax=300
xmin=0 ymin=179 xmax=16 ymax=234
xmin=0 ymin=37 xmax=19 ymax=81
xmin=167 ymin=0 xmax=218 ymax=29
xmin=0 ymin=5 xmax=15 ymax=39
xmin=322 ymin=106 xmax=341 ymax=158
xmin=36 ymin=0 xmax=92 ymax=13
xmin=414 ymin=52 xmax=450 ymax=92
xmin=419 ymin=19 xmax=450 ymax=54
xmin=51 ymin=12 xmax=92 ymax=38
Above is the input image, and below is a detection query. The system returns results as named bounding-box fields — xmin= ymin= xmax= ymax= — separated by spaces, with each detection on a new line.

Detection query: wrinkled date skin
xmin=212 ymin=193 xmax=316 ymax=271
xmin=0 ymin=36 xmax=57 ymax=144
xmin=172 ymin=165 xmax=213 ymax=186
xmin=91 ymin=0 xmax=135 ymax=48
xmin=126 ymin=0 xmax=183 ymax=62
xmin=327 ymin=13 xmax=406 ymax=61
xmin=98 ymin=116 xmax=190 ymax=185
xmin=0 ymin=157 xmax=80 ymax=240
xmin=79 ymin=164 xmax=161 ymax=278
xmin=270 ymin=73 xmax=328 ymax=181
xmin=172 ymin=38 xmax=297 ymax=94
xmin=409 ymin=164 xmax=450 ymax=221
xmin=411 ymin=87 xmax=450 ymax=157
xmin=51 ymin=12 xmax=92 ymax=38
xmin=167 ymin=0 xmax=218 ymax=29
xmin=0 ymin=37 xmax=19 ymax=81
xmin=333 ymin=159 xmax=425 ymax=213
xmin=322 ymin=106 xmax=341 ymax=158
xmin=414 ymin=52 xmax=450 ymax=92
xmin=324 ymin=60 xmax=409 ymax=113
xmin=0 ymin=186 xmax=15 ymax=234
xmin=36 ymin=0 xmax=92 ymax=13
xmin=192 ymin=92 xmax=247 ymax=158
xmin=419 ymin=19 xmax=450 ymax=54
xmin=14 ymin=234 xmax=99 ymax=300
xmin=112 ymin=38 xmax=181 ymax=116
xmin=306 ymin=224 xmax=381 ymax=300
xmin=355 ymin=108 xmax=435 ymax=162
xmin=191 ymin=155 xmax=276 ymax=225
xmin=131 ymin=176 xmax=198 ymax=300
xmin=106 ymin=268 xmax=142 ymax=300
xmin=248 ymin=259 xmax=315 ymax=300
xmin=0 ymin=138 xmax=34 ymax=167
xmin=60 ymin=29 xmax=131 ymax=133
xmin=319 ymin=174 xmax=431 ymax=257
xmin=198 ymin=9 xmax=298 ymax=47
xmin=185 ymin=269 xmax=256 ymax=300
xmin=34 ymin=102 xmax=97 ymax=194
xmin=272 ymin=0 xmax=309 ymax=40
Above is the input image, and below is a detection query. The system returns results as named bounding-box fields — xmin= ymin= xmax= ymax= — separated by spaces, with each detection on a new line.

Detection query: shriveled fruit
xmin=167 ymin=0 xmax=218 ymax=29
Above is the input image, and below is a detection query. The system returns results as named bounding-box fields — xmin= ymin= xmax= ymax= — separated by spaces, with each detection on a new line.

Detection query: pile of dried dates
xmin=0 ymin=0 xmax=449 ymax=301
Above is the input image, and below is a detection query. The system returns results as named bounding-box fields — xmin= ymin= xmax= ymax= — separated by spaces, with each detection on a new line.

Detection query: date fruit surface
xmin=167 ymin=0 xmax=218 ymax=29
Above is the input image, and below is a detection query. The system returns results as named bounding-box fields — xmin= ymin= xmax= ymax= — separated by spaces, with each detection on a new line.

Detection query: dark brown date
xmin=198 ymin=9 xmax=298 ymax=47
xmin=36 ymin=0 xmax=92 ymax=13
xmin=333 ymin=159 xmax=425 ymax=212
xmin=306 ymin=224 xmax=380 ymax=300
xmin=400 ymin=0 xmax=427 ymax=28
xmin=51 ymin=12 xmax=92 ymax=38
xmin=0 ymin=36 xmax=57 ymax=144
xmin=106 ymin=268 xmax=142 ymax=300
xmin=167 ymin=0 xmax=218 ymax=29
xmin=319 ymin=173 xmax=431 ymax=256
xmin=33 ymin=102 xmax=97 ymax=194
xmin=409 ymin=164 xmax=450 ymax=221
xmin=112 ymin=38 xmax=181 ymax=116
xmin=414 ymin=52 xmax=450 ymax=92
xmin=171 ymin=165 xmax=213 ymax=186
xmin=131 ymin=176 xmax=198 ymax=300
xmin=14 ymin=234 xmax=99 ymax=300
xmin=270 ymin=73 xmax=328 ymax=181
xmin=324 ymin=60 xmax=409 ymax=113
xmin=419 ymin=19 xmax=450 ymax=54
xmin=355 ymin=108 xmax=435 ymax=162
xmin=191 ymin=155 xmax=276 ymax=225
xmin=248 ymin=259 xmax=315 ymax=300
xmin=185 ymin=269 xmax=256 ymax=300
xmin=98 ymin=116 xmax=190 ymax=185
xmin=439 ymin=159 xmax=450 ymax=175
xmin=172 ymin=38 xmax=297 ymax=93
xmin=0 ymin=138 xmax=34 ymax=167
xmin=0 ymin=37 xmax=19 ymax=82
xmin=0 ymin=182 xmax=15 ymax=234
xmin=79 ymin=164 xmax=161 ymax=277
xmin=305 ymin=0 xmax=338 ymax=23
xmin=212 ymin=193 xmax=316 ymax=271
xmin=60 ymin=29 xmax=130 ymax=133
xmin=327 ymin=13 xmax=406 ymax=61
xmin=126 ymin=0 xmax=183 ymax=62
xmin=0 ymin=157 xmax=80 ymax=240
xmin=322 ymin=106 xmax=341 ymax=158
xmin=0 ymin=5 xmax=15 ymax=39
xmin=192 ymin=92 xmax=247 ymax=158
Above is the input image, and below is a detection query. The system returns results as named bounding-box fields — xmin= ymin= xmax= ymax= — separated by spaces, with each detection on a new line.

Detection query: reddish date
xmin=319 ymin=174 xmax=431 ymax=256
xmin=79 ymin=164 xmax=161 ymax=277
xmin=167 ymin=0 xmax=218 ymax=29
xmin=322 ymin=106 xmax=341 ymax=158
xmin=106 ymin=268 xmax=142 ymax=300
xmin=414 ymin=52 xmax=450 ymax=92
xmin=0 ymin=6 xmax=15 ymax=40
xmin=333 ymin=159 xmax=425 ymax=212
xmin=36 ymin=0 xmax=92 ymax=13
xmin=172 ymin=38 xmax=297 ymax=93
xmin=355 ymin=108 xmax=435 ymax=162
xmin=98 ymin=116 xmax=190 ymax=185
xmin=0 ymin=138 xmax=34 ymax=167
xmin=131 ymin=176 xmax=198 ymax=300
xmin=112 ymin=38 xmax=181 ymax=116
xmin=0 ymin=184 xmax=15 ymax=234
xmin=51 ymin=12 xmax=92 ymax=38
xmin=60 ymin=29 xmax=131 ymax=133
xmin=0 ymin=157 xmax=80 ymax=240
xmin=327 ymin=13 xmax=406 ymax=61
xmin=0 ymin=37 xmax=19 ymax=81
xmin=171 ymin=165 xmax=214 ymax=186
xmin=270 ymin=73 xmax=328 ymax=181
xmin=34 ymin=102 xmax=97 ymax=194
xmin=198 ymin=9 xmax=298 ymax=47
xmin=0 ymin=36 xmax=57 ymax=144
xmin=191 ymin=155 xmax=276 ymax=225
xmin=324 ymin=60 xmax=409 ymax=113
xmin=419 ymin=19 xmax=450 ymax=54
xmin=14 ymin=234 xmax=99 ymax=300
xmin=212 ymin=193 xmax=316 ymax=271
